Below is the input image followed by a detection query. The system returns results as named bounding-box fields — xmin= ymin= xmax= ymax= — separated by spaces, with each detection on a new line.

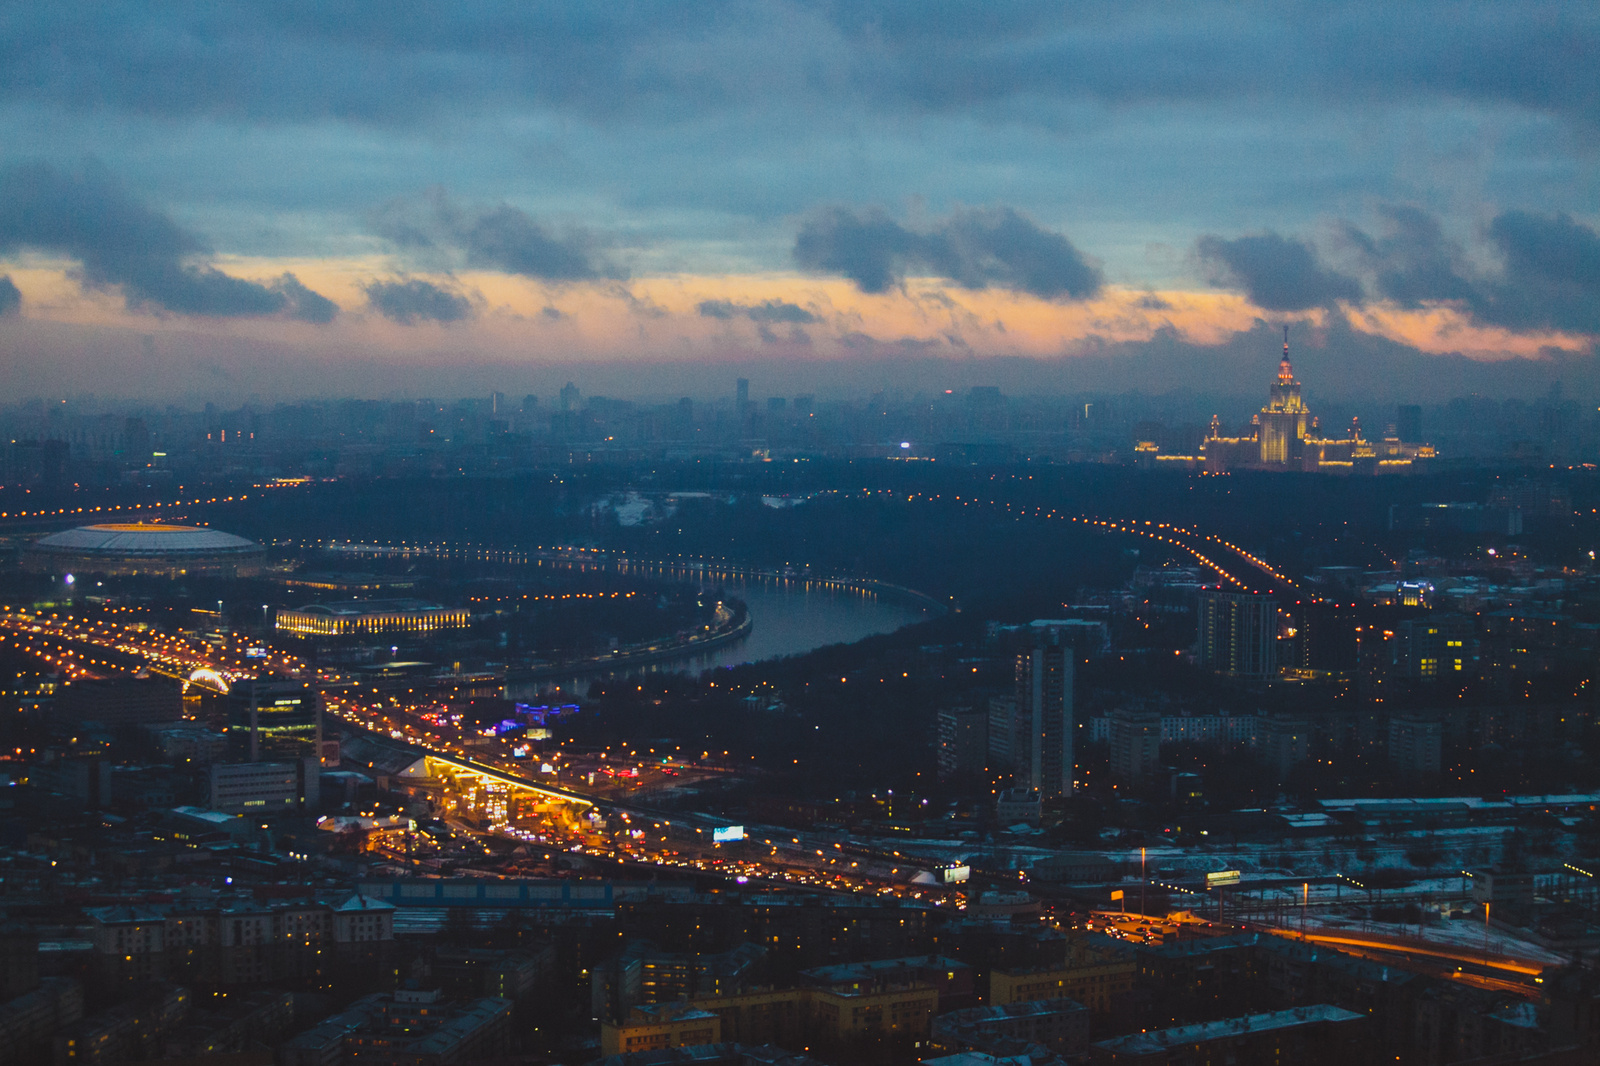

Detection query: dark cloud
xmin=794 ymin=206 xmax=1102 ymax=299
xmin=1484 ymin=211 xmax=1600 ymax=335
xmin=540 ymin=305 xmax=565 ymax=320
xmin=0 ymin=275 xmax=19 ymax=316
xmin=0 ymin=4 xmax=1591 ymax=130
xmin=697 ymin=298 xmax=818 ymax=323
xmin=371 ymin=190 xmax=615 ymax=280
xmin=0 ymin=161 xmax=336 ymax=319
xmin=1340 ymin=205 xmax=1478 ymax=308
xmin=696 ymin=299 xmax=737 ymax=320
xmin=363 ymin=278 xmax=474 ymax=324
xmin=1344 ymin=206 xmax=1600 ymax=335
xmin=1197 ymin=232 xmax=1363 ymax=311
xmin=270 ymin=273 xmax=340 ymax=323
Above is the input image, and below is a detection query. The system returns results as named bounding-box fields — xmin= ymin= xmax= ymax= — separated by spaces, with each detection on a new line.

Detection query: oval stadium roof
xmin=31 ymin=524 xmax=261 ymax=557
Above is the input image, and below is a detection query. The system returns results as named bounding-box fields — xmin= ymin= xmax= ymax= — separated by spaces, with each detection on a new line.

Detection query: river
xmin=504 ymin=570 xmax=933 ymax=696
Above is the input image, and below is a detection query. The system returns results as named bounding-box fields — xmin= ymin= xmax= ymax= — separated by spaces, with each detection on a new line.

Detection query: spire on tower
xmin=1277 ymin=324 xmax=1295 ymax=384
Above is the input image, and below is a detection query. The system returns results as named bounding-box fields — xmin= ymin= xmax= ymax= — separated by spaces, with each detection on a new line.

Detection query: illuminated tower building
xmin=1258 ymin=326 xmax=1309 ymax=464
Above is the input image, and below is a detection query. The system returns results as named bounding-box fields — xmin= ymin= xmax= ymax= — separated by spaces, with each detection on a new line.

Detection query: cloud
xmin=0 ymin=275 xmax=19 ymax=316
xmin=363 ymin=278 xmax=474 ymax=324
xmin=697 ymin=298 xmax=818 ymax=323
xmin=794 ymin=206 xmax=1102 ymax=299
xmin=1197 ymin=232 xmax=1363 ymax=311
xmin=1483 ymin=211 xmax=1600 ymax=335
xmin=1 ymin=5 xmax=1593 ymax=131
xmin=1344 ymin=205 xmax=1600 ymax=335
xmin=0 ymin=161 xmax=337 ymax=319
xmin=371 ymin=189 xmax=616 ymax=280
xmin=270 ymin=273 xmax=340 ymax=323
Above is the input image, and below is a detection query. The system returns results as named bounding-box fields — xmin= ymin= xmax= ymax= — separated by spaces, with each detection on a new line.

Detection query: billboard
xmin=712 ymin=825 xmax=745 ymax=843
xmin=941 ymin=864 xmax=972 ymax=884
xmin=1206 ymin=870 xmax=1241 ymax=888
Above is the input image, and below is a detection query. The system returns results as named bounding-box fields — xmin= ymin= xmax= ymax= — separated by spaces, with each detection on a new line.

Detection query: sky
xmin=0 ymin=1 xmax=1597 ymax=402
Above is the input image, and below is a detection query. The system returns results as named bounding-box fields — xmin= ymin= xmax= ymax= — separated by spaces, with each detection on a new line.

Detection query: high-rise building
xmin=1196 ymin=591 xmax=1278 ymax=679
xmin=1014 ymin=622 xmax=1076 ymax=797
xmin=1296 ymin=601 xmax=1360 ymax=673
xmin=1259 ymin=717 xmax=1310 ymax=780
xmin=936 ymin=707 xmax=989 ymax=781
xmin=559 ymin=381 xmax=580 ymax=411
xmin=1388 ymin=714 xmax=1441 ymax=778
xmin=986 ymin=696 xmax=1018 ymax=771
xmin=735 ymin=378 xmax=750 ymax=411
xmin=1108 ymin=709 xmax=1161 ymax=787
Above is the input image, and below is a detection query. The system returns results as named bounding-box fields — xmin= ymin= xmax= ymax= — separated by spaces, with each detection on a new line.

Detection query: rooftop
xmin=1091 ymin=1005 xmax=1365 ymax=1055
xmin=31 ymin=523 xmax=260 ymax=556
xmin=288 ymin=598 xmax=453 ymax=616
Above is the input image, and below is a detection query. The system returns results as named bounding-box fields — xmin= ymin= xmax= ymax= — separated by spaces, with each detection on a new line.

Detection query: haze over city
xmin=2 ymin=6 xmax=1600 ymax=1066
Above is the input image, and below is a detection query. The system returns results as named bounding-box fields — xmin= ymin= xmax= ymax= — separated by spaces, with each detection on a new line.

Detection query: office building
xmin=1015 ymin=622 xmax=1076 ymax=797
xmin=209 ymin=760 xmax=318 ymax=813
xmin=225 ymin=677 xmax=321 ymax=762
xmin=1196 ymin=591 xmax=1277 ymax=679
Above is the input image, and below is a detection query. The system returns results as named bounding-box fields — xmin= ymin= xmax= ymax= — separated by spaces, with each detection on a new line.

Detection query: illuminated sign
xmin=1206 ymin=870 xmax=1241 ymax=888
xmin=712 ymin=826 xmax=745 ymax=842
xmin=511 ymin=744 xmax=531 ymax=758
xmin=245 ymin=647 xmax=268 ymax=657
xmin=942 ymin=864 xmax=971 ymax=883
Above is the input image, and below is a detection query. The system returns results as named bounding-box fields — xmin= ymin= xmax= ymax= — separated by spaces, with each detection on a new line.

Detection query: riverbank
xmin=504 ymin=597 xmax=752 ymax=682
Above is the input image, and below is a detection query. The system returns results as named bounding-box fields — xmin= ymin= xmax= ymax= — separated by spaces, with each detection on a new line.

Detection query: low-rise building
xmin=602 ymin=1002 xmax=723 ymax=1057
xmin=284 ymin=988 xmax=511 ymax=1066
xmin=667 ymin=982 xmax=940 ymax=1052
xmin=933 ymin=998 xmax=1091 ymax=1057
xmin=991 ymin=941 xmax=1136 ymax=1018
xmin=86 ymin=893 xmax=394 ymax=988
xmin=0 ymin=978 xmax=83 ymax=1063
xmin=799 ymin=955 xmax=973 ymax=1010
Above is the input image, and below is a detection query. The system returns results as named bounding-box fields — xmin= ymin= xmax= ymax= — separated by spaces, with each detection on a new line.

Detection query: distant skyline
xmin=0 ymin=2 xmax=1596 ymax=400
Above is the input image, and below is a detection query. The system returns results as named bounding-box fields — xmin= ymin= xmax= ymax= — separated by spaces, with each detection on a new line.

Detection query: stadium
xmin=22 ymin=523 xmax=266 ymax=578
